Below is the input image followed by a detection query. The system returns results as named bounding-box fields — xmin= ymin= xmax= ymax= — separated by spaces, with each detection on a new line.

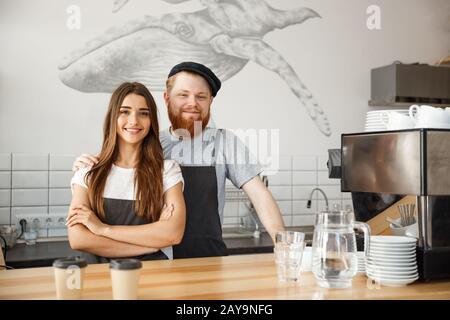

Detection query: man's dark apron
xmin=172 ymin=131 xmax=228 ymax=259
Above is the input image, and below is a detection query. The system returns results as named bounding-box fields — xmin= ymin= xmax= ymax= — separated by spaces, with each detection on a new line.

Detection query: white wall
xmin=0 ymin=0 xmax=448 ymax=156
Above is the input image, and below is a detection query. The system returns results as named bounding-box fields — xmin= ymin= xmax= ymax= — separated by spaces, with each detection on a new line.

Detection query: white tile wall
xmin=318 ymin=171 xmax=340 ymax=186
xmin=12 ymin=189 xmax=48 ymax=206
xmin=12 ymin=154 xmax=48 ymax=170
xmin=1 ymin=153 xmax=353 ymax=235
xmin=0 ymin=154 xmax=11 ymax=170
xmin=292 ymin=200 xmax=317 ymax=215
xmin=49 ymin=189 xmax=72 ymax=206
xmin=276 ymin=200 xmax=291 ymax=215
xmin=293 ymin=171 xmax=317 ymax=185
xmin=0 ymin=172 xmax=11 ymax=188
xmin=277 ymin=156 xmax=292 ymax=171
xmin=12 ymin=171 xmax=48 ymax=188
xmin=319 ymin=185 xmax=343 ymax=200
xmin=265 ymin=172 xmax=291 ymax=186
xmin=292 ymin=186 xmax=314 ymax=200
xmin=0 ymin=190 xmax=11 ymax=207
xmin=268 ymin=186 xmax=291 ymax=201
xmin=292 ymin=214 xmax=316 ymax=226
xmin=49 ymin=154 xmax=76 ymax=170
xmin=282 ymin=214 xmax=292 ymax=226
xmin=49 ymin=171 xmax=73 ymax=188
xmin=293 ymin=156 xmax=316 ymax=171
xmin=317 ymin=155 xmax=329 ymax=171
xmin=49 ymin=206 xmax=69 ymax=214
xmin=0 ymin=207 xmax=10 ymax=224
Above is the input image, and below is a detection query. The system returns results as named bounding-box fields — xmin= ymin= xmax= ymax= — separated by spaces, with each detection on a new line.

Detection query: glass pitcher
xmin=312 ymin=208 xmax=370 ymax=288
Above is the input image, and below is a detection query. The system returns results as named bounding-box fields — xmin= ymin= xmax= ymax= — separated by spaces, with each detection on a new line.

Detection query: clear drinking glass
xmin=312 ymin=209 xmax=370 ymax=288
xmin=274 ymin=231 xmax=305 ymax=282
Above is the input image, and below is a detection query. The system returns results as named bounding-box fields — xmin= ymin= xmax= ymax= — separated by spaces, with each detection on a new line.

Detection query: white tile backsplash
xmin=292 ymin=200 xmax=317 ymax=215
xmin=292 ymin=186 xmax=315 ymax=200
xmin=12 ymin=171 xmax=48 ymax=188
xmin=0 ymin=190 xmax=11 ymax=206
xmin=319 ymin=185 xmax=343 ymax=200
xmin=12 ymin=154 xmax=48 ymax=170
xmin=276 ymin=200 xmax=292 ymax=215
xmin=0 ymin=172 xmax=11 ymax=188
xmin=293 ymin=171 xmax=317 ymax=185
xmin=12 ymin=189 xmax=48 ymax=206
xmin=277 ymin=156 xmax=292 ymax=171
xmin=292 ymin=214 xmax=315 ymax=226
xmin=49 ymin=206 xmax=69 ymax=214
xmin=2 ymin=153 xmax=349 ymax=237
xmin=318 ymin=171 xmax=340 ymax=186
xmin=317 ymin=155 xmax=329 ymax=171
xmin=282 ymin=214 xmax=292 ymax=227
xmin=0 ymin=154 xmax=11 ymax=170
xmin=293 ymin=156 xmax=317 ymax=171
xmin=265 ymin=172 xmax=291 ymax=186
xmin=49 ymin=171 xmax=73 ymax=188
xmin=0 ymin=207 xmax=10 ymax=225
xmin=49 ymin=154 xmax=76 ymax=170
xmin=49 ymin=189 xmax=72 ymax=206
xmin=268 ymin=186 xmax=291 ymax=200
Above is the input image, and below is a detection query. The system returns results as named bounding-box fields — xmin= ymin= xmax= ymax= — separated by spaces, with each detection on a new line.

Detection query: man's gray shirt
xmin=160 ymin=127 xmax=262 ymax=224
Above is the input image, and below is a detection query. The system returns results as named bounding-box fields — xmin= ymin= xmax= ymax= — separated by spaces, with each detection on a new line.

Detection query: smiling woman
xmin=67 ymin=82 xmax=186 ymax=263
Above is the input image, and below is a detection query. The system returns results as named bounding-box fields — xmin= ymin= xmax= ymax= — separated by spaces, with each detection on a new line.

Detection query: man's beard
xmin=168 ymin=103 xmax=210 ymax=138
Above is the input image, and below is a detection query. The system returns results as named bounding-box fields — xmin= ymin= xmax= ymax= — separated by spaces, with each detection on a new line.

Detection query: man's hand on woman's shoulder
xmin=72 ymin=154 xmax=99 ymax=171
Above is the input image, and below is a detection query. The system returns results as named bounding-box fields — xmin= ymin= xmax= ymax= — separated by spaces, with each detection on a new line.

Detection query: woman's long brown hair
xmin=85 ymin=82 xmax=164 ymax=222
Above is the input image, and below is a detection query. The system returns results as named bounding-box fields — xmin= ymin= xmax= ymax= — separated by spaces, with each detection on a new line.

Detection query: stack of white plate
xmin=357 ymin=251 xmax=366 ymax=273
xmin=365 ymin=110 xmax=409 ymax=132
xmin=366 ymin=236 xmax=418 ymax=287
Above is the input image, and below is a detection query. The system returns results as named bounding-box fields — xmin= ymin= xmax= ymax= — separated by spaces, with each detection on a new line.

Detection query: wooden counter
xmin=1 ymin=253 xmax=449 ymax=300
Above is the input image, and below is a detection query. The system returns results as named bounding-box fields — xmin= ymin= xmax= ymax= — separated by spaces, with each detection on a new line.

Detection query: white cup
xmin=381 ymin=111 xmax=414 ymax=130
xmin=409 ymin=105 xmax=450 ymax=128
xmin=110 ymin=259 xmax=142 ymax=300
xmin=53 ymin=256 xmax=87 ymax=300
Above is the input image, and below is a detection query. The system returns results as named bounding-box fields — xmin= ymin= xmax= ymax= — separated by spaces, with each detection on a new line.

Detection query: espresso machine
xmin=338 ymin=129 xmax=450 ymax=281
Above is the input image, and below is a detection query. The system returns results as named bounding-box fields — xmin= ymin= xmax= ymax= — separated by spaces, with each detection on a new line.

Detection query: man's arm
xmin=101 ymin=182 xmax=186 ymax=248
xmin=242 ymin=176 xmax=285 ymax=242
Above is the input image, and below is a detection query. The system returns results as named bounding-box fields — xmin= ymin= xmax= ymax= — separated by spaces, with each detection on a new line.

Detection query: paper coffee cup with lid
xmin=110 ymin=259 xmax=142 ymax=300
xmin=53 ymin=256 xmax=87 ymax=300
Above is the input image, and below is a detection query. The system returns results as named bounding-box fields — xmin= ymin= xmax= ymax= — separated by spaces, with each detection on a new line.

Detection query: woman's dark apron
xmin=81 ymin=199 xmax=168 ymax=264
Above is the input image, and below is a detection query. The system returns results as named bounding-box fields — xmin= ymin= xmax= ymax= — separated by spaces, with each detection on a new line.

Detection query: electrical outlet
xmin=15 ymin=213 xmax=68 ymax=230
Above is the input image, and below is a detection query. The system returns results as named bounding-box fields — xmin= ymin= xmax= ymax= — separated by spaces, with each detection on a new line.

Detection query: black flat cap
xmin=168 ymin=61 xmax=221 ymax=97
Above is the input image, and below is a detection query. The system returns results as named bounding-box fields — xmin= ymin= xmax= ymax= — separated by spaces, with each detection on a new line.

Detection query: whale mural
xmin=59 ymin=0 xmax=331 ymax=136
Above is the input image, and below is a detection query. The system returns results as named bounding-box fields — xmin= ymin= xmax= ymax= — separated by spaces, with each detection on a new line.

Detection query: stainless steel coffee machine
xmin=340 ymin=129 xmax=450 ymax=281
